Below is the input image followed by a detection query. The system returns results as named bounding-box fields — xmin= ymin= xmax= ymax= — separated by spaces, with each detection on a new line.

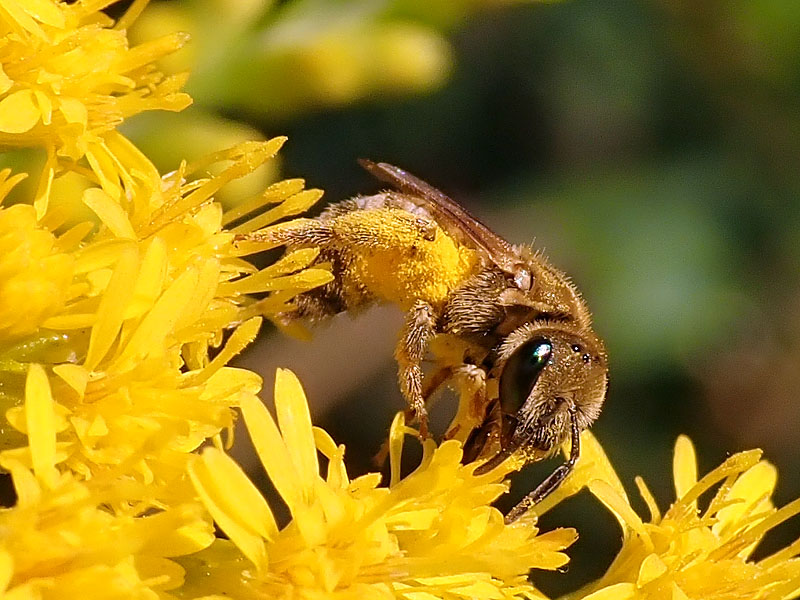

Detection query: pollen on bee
xmin=334 ymin=208 xmax=481 ymax=309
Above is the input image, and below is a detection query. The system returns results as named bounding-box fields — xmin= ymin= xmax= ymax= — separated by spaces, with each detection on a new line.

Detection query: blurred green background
xmin=125 ymin=0 xmax=800 ymax=595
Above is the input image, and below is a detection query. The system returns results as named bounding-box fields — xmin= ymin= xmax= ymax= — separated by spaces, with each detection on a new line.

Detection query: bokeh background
xmin=122 ymin=0 xmax=800 ymax=595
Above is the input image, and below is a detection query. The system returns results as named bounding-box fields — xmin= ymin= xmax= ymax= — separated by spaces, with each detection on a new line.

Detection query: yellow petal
xmin=679 ymin=449 xmax=761 ymax=509
xmin=42 ymin=313 xmax=96 ymax=330
xmin=85 ymin=141 xmax=122 ymax=199
xmin=313 ymin=426 xmax=348 ymax=489
xmin=198 ymin=447 xmax=278 ymax=542
xmin=133 ymin=555 xmax=185 ymax=591
xmin=1 ymin=460 xmax=40 ymax=506
xmin=24 ymin=364 xmax=58 ymax=486
xmin=54 ymin=221 xmax=94 ymax=252
xmin=0 ymin=169 xmax=27 ymax=201
xmin=589 ymin=479 xmax=653 ymax=551
xmin=0 ymin=90 xmax=40 ymax=133
xmin=274 ymin=368 xmax=319 ymax=499
xmin=52 ymin=364 xmax=89 ymax=398
xmin=85 ymin=244 xmax=139 ymax=370
xmin=388 ymin=411 xmax=409 ymax=487
xmin=536 ymin=430 xmax=627 ymax=517
xmin=198 ymin=367 xmax=263 ymax=401
xmin=33 ymin=90 xmax=51 ymax=125
xmin=673 ymin=435 xmax=697 ymax=503
xmin=58 ymin=98 xmax=88 ymax=125
xmin=17 ymin=0 xmax=65 ymax=27
xmin=125 ymin=236 xmax=167 ymax=319
xmin=218 ymin=248 xmax=320 ymax=295
xmin=188 ymin=453 xmax=268 ymax=573
xmin=637 ymin=553 xmax=668 ymax=587
xmin=219 ymin=265 xmax=332 ymax=296
xmin=188 ymin=317 xmax=262 ymax=385
xmin=714 ymin=460 xmax=776 ymax=534
xmin=240 ymin=393 xmax=301 ymax=509
xmin=174 ymin=258 xmax=219 ymax=330
xmin=221 ymin=178 xmax=307 ymax=227
xmin=73 ymin=239 xmax=133 ymax=274
xmin=82 ymin=187 xmax=136 ymax=239
xmin=714 ymin=495 xmax=800 ymax=562
xmin=635 ymin=475 xmax=661 ymax=523
xmin=33 ymin=150 xmax=55 ymax=218
xmin=111 ymin=265 xmax=199 ymax=372
xmin=231 ymin=189 xmax=325 ymax=234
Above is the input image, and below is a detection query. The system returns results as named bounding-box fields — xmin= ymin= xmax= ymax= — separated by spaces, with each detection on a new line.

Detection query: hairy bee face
xmin=472 ymin=322 xmax=607 ymax=475
xmin=500 ymin=323 xmax=606 ymax=448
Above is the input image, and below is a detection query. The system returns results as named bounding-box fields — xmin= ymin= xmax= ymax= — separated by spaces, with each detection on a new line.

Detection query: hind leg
xmin=395 ymin=300 xmax=437 ymax=438
xmin=372 ymin=364 xmax=452 ymax=467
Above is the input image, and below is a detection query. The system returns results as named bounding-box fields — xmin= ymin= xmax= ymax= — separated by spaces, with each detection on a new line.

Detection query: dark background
xmin=127 ymin=1 xmax=800 ymax=595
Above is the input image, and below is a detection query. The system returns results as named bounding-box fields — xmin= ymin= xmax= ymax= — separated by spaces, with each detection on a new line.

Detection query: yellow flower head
xmin=0 ymin=137 xmax=330 ymax=508
xmin=0 ymin=177 xmax=72 ymax=339
xmin=0 ymin=0 xmax=191 ymax=214
xmin=573 ymin=436 xmax=800 ymax=600
xmin=188 ymin=368 xmax=577 ymax=599
xmin=0 ymin=365 xmax=215 ymax=599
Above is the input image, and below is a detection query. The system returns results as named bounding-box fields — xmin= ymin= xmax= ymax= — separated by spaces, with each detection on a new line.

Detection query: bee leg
xmin=461 ymin=399 xmax=501 ymax=464
xmin=504 ymin=406 xmax=581 ymax=523
xmin=237 ymin=219 xmax=333 ymax=246
xmin=444 ymin=365 xmax=486 ymax=443
xmin=395 ymin=300 xmax=437 ymax=439
xmin=372 ymin=365 xmax=451 ymax=468
xmin=420 ymin=366 xmax=454 ymax=406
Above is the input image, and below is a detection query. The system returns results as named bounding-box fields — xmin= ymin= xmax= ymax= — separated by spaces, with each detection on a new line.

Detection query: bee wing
xmin=359 ymin=160 xmax=523 ymax=276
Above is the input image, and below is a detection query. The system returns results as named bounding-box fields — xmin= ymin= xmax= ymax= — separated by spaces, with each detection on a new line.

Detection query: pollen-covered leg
xmin=395 ymin=300 xmax=437 ymax=438
xmin=444 ymin=364 xmax=487 ymax=443
xmin=242 ymin=219 xmax=334 ymax=246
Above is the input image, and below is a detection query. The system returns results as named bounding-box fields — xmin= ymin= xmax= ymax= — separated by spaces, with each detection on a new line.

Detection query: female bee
xmin=255 ymin=161 xmax=608 ymax=522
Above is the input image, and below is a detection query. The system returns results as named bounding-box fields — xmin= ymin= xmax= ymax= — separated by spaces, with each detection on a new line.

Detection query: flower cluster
xmin=0 ymin=1 xmax=799 ymax=599
xmin=188 ymin=368 xmax=577 ymax=599
xmin=575 ymin=436 xmax=800 ymax=600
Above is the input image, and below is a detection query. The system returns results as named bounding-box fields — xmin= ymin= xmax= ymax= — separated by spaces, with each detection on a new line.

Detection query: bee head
xmin=473 ymin=321 xmax=607 ymax=473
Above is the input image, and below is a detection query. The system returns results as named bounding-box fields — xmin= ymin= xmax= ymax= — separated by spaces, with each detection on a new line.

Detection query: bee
xmin=255 ymin=160 xmax=608 ymax=522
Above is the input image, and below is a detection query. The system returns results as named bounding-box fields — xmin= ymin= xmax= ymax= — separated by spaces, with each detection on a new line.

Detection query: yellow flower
xmin=188 ymin=368 xmax=577 ymax=599
xmin=0 ymin=137 xmax=331 ymax=506
xmin=0 ymin=173 xmax=71 ymax=339
xmin=569 ymin=435 xmax=800 ymax=600
xmin=0 ymin=0 xmax=191 ymax=215
xmin=0 ymin=364 xmax=215 ymax=599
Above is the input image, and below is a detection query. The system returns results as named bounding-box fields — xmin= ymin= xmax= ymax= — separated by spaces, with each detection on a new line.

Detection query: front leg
xmin=395 ymin=300 xmax=437 ymax=438
xmin=444 ymin=364 xmax=487 ymax=443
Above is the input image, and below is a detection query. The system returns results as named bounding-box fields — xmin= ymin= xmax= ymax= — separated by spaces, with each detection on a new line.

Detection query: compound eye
xmin=499 ymin=338 xmax=552 ymax=416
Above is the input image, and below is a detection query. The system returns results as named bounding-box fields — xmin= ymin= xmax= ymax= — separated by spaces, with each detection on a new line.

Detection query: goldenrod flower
xmin=188 ymin=368 xmax=577 ymax=599
xmin=570 ymin=436 xmax=800 ymax=600
xmin=0 ymin=0 xmax=191 ymax=215
xmin=0 ymin=136 xmax=331 ymax=507
xmin=0 ymin=173 xmax=71 ymax=339
xmin=0 ymin=364 xmax=214 ymax=599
